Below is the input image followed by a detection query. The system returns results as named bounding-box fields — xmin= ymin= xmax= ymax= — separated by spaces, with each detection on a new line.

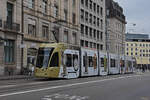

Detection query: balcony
xmin=0 ymin=19 xmax=2 ymax=28
xmin=4 ymin=21 xmax=20 ymax=32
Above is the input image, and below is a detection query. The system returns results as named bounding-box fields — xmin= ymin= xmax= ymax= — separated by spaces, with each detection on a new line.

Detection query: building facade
xmin=80 ymin=0 xmax=106 ymax=51
xmin=106 ymin=0 xmax=126 ymax=55
xmin=0 ymin=0 xmax=22 ymax=75
xmin=125 ymin=33 xmax=150 ymax=68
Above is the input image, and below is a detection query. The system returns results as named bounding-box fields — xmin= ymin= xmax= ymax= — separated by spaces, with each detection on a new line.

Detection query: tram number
xmin=41 ymin=93 xmax=89 ymax=100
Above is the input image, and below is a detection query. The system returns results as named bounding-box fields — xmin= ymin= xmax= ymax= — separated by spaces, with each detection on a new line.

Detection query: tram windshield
xmin=36 ymin=48 xmax=54 ymax=68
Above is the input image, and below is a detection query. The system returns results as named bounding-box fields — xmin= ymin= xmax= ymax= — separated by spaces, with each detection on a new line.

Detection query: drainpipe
xmin=21 ymin=0 xmax=24 ymax=75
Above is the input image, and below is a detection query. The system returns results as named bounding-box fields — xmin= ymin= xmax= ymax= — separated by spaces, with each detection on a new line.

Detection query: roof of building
xmin=106 ymin=0 xmax=126 ymax=23
xmin=126 ymin=33 xmax=150 ymax=42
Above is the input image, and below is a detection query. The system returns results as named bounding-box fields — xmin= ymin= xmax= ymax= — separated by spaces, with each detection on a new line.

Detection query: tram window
xmin=101 ymin=58 xmax=104 ymax=67
xmin=36 ymin=48 xmax=54 ymax=68
xmin=50 ymin=52 xmax=59 ymax=67
xmin=66 ymin=54 xmax=72 ymax=67
xmin=111 ymin=59 xmax=116 ymax=67
xmin=73 ymin=55 xmax=78 ymax=67
xmin=83 ymin=56 xmax=86 ymax=67
xmin=89 ymin=56 xmax=93 ymax=67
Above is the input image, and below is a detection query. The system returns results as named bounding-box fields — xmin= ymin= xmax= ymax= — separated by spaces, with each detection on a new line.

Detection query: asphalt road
xmin=0 ymin=73 xmax=150 ymax=100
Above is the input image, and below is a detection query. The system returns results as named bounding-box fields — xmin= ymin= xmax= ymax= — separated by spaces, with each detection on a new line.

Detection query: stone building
xmin=0 ymin=0 xmax=22 ymax=75
xmin=125 ymin=33 xmax=150 ymax=68
xmin=80 ymin=0 xmax=106 ymax=51
xmin=106 ymin=0 xmax=126 ymax=55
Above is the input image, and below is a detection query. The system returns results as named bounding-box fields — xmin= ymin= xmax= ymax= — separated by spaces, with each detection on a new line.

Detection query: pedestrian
xmin=31 ymin=66 xmax=34 ymax=76
xmin=142 ymin=66 xmax=145 ymax=73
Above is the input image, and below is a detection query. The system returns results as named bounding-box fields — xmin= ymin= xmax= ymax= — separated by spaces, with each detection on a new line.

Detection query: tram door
xmin=99 ymin=52 xmax=108 ymax=75
xmin=64 ymin=50 xmax=79 ymax=78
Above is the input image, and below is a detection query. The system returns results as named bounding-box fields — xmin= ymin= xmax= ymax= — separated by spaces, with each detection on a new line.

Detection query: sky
xmin=114 ymin=0 xmax=150 ymax=34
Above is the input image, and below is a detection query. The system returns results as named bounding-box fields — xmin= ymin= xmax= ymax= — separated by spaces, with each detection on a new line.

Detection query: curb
xmin=0 ymin=75 xmax=35 ymax=81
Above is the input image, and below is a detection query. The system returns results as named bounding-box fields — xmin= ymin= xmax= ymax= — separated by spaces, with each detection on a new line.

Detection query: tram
xmin=34 ymin=43 xmax=135 ymax=79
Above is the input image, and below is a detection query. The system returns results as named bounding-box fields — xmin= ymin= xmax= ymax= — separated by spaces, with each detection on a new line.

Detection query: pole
xmin=21 ymin=0 xmax=24 ymax=74
xmin=105 ymin=9 xmax=109 ymax=74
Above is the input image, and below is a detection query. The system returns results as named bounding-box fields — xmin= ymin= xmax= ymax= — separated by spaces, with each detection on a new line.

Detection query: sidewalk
xmin=0 ymin=75 xmax=35 ymax=81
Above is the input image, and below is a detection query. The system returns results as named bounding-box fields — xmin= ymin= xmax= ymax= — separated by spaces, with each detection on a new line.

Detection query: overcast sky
xmin=114 ymin=0 xmax=150 ymax=34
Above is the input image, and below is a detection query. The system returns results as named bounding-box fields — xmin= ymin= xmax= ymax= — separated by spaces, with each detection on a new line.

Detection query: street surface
xmin=0 ymin=73 xmax=150 ymax=100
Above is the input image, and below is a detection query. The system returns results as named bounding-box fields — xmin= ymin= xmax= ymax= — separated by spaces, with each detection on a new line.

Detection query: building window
xmin=64 ymin=0 xmax=68 ymax=9
xmin=97 ymin=5 xmax=100 ymax=14
xmin=100 ymin=19 xmax=103 ymax=29
xmin=100 ymin=7 xmax=103 ymax=16
xmin=72 ymin=13 xmax=76 ymax=24
xmin=126 ymin=48 xmax=128 ymax=51
xmin=28 ymin=24 xmax=36 ymax=36
xmin=81 ymin=24 xmax=84 ymax=35
xmin=64 ymin=29 xmax=68 ymax=43
xmin=93 ymin=3 xmax=96 ymax=12
xmin=93 ymin=16 xmax=96 ymax=25
xmin=97 ymin=18 xmax=100 ymax=27
xmin=42 ymin=25 xmax=49 ymax=39
xmin=97 ymin=44 xmax=99 ymax=50
xmin=42 ymin=0 xmax=48 ymax=14
xmin=85 ymin=0 xmax=88 ymax=8
xmin=140 ymin=44 xmax=142 ymax=47
xmin=28 ymin=0 xmax=35 ymax=9
xmin=100 ymin=32 xmax=103 ymax=40
xmin=85 ymin=41 xmax=88 ymax=47
xmin=89 ymin=28 xmax=92 ymax=37
xmin=81 ymin=40 xmax=84 ymax=46
xmin=80 ymin=9 xmax=84 ymax=21
xmin=97 ymin=30 xmax=99 ymax=40
xmin=72 ymin=0 xmax=76 ymax=7
xmin=89 ymin=14 xmax=92 ymax=24
xmin=127 ymin=52 xmax=128 ymax=55
xmin=64 ymin=9 xmax=68 ymax=21
xmin=85 ymin=12 xmax=88 ymax=22
xmin=127 ymin=43 xmax=128 ymax=46
xmin=89 ymin=0 xmax=92 ymax=10
xmin=93 ymin=29 xmax=96 ymax=39
xmin=135 ymin=53 xmax=137 ymax=56
xmin=7 ymin=2 xmax=13 ymax=25
xmin=94 ymin=43 xmax=96 ymax=48
xmin=54 ymin=4 xmax=59 ymax=18
xmin=90 ymin=42 xmax=92 ymax=48
xmin=85 ymin=26 xmax=88 ymax=36
xmin=100 ymin=44 xmax=103 ymax=50
xmin=72 ymin=32 xmax=77 ymax=45
xmin=81 ymin=0 xmax=84 ymax=5
xmin=4 ymin=40 xmax=14 ymax=63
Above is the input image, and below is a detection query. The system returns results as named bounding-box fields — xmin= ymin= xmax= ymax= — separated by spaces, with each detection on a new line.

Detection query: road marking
xmin=41 ymin=93 xmax=89 ymax=100
xmin=0 ymin=75 xmax=141 ymax=97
